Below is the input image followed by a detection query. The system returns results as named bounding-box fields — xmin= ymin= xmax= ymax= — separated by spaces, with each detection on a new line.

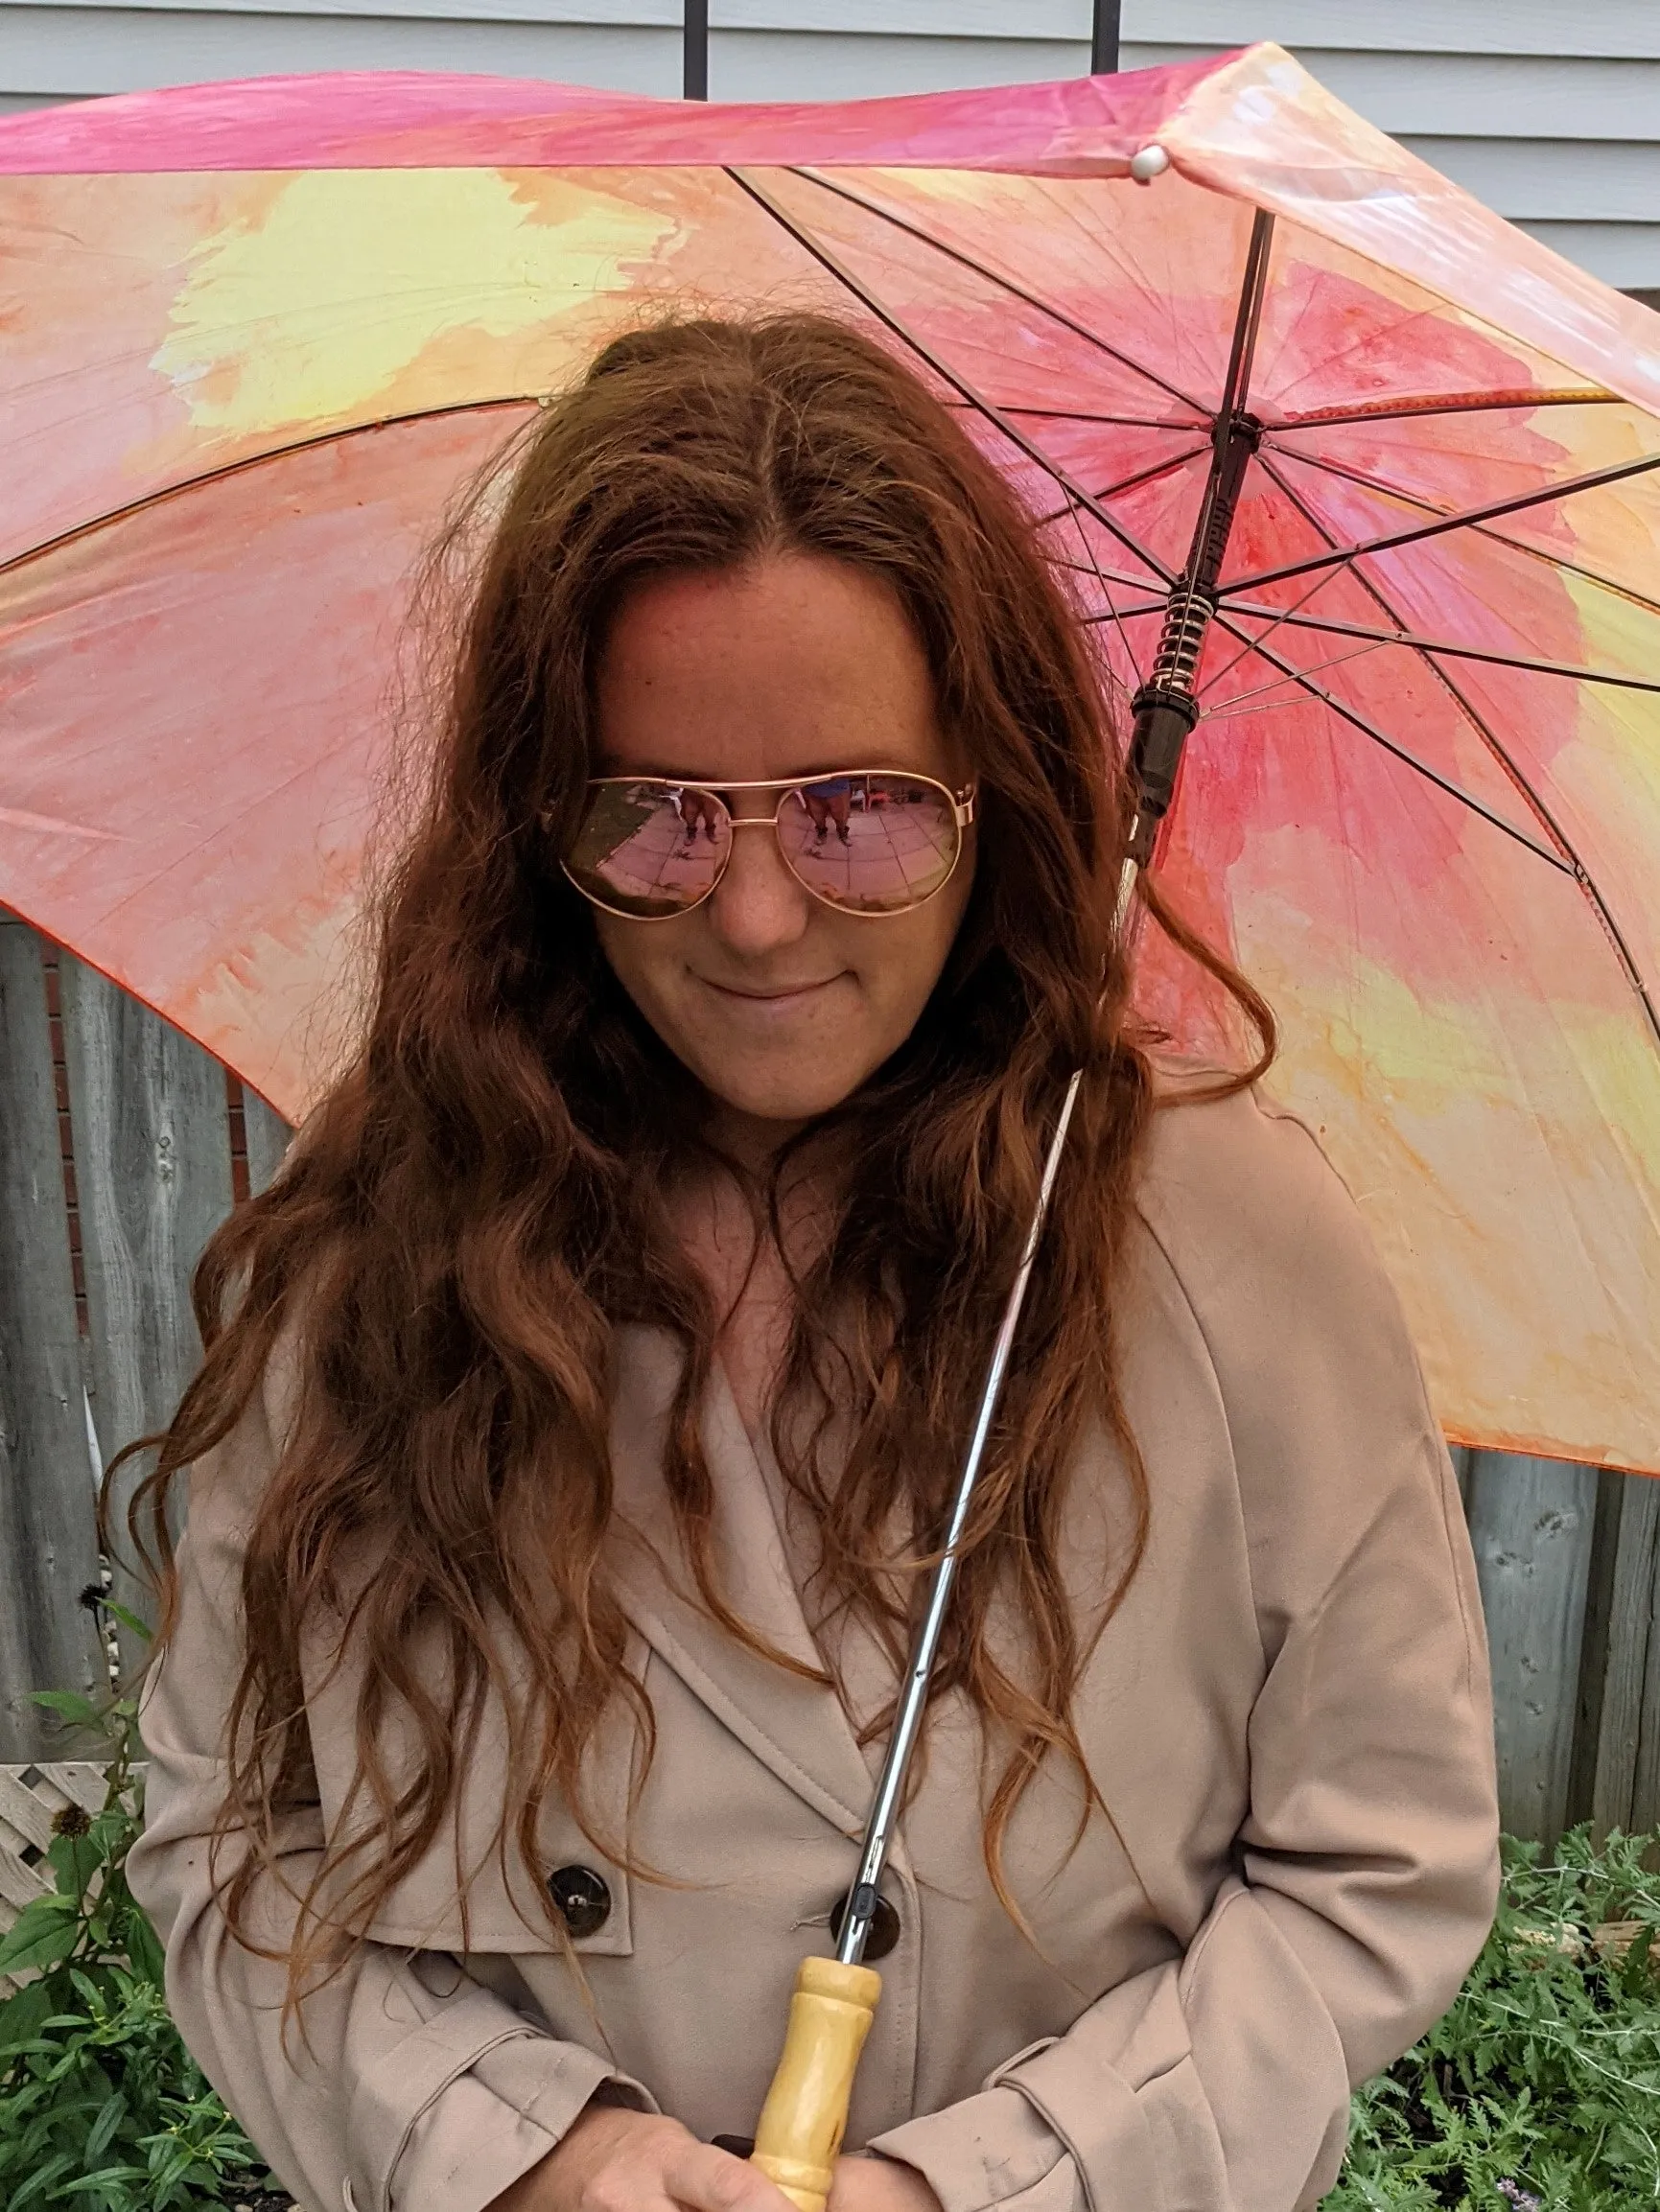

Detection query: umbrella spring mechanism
xmin=1127 ymin=592 xmax=1210 ymax=867
xmin=1126 ymin=411 xmax=1261 ymax=865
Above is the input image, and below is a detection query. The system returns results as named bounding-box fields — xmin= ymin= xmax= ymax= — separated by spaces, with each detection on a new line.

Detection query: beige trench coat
xmin=129 ymin=1086 xmax=1501 ymax=2212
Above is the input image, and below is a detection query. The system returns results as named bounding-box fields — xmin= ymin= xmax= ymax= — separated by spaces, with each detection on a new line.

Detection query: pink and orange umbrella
xmin=2 ymin=43 xmax=1657 ymax=1471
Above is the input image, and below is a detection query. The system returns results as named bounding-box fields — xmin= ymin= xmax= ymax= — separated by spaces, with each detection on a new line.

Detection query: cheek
xmin=860 ymin=879 xmax=972 ymax=1021
xmin=593 ymin=913 xmax=688 ymax=1016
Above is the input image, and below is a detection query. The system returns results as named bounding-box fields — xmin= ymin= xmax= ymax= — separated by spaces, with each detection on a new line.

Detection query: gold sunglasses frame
xmin=559 ymin=770 xmax=978 ymax=921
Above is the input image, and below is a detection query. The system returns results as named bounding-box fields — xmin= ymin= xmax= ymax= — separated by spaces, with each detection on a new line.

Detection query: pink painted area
xmin=0 ymin=407 xmax=531 ymax=1110
xmin=0 ymin=56 xmax=1227 ymax=177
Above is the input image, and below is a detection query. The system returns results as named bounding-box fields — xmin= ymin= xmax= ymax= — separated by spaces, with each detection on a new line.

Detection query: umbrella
xmin=2 ymin=40 xmax=1658 ymax=1492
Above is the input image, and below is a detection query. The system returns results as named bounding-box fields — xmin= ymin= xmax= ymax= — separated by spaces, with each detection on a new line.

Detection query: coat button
xmin=829 ymin=1886 xmax=900 ymax=1962
xmin=549 ymin=1864 xmax=612 ymax=1938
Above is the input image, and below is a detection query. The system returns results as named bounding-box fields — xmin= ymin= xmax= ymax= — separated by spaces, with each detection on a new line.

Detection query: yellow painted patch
xmin=153 ymin=167 xmax=677 ymax=434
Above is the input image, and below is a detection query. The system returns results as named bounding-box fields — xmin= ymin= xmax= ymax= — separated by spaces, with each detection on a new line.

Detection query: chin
xmin=700 ymin=1057 xmax=870 ymax=1126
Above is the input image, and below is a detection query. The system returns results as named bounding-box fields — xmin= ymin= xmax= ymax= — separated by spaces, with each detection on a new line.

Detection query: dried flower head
xmin=50 ymin=1804 xmax=92 ymax=1839
xmin=78 ymin=1583 xmax=105 ymax=1614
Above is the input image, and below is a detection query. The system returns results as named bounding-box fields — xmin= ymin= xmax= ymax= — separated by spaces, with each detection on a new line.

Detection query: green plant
xmin=0 ymin=1622 xmax=285 ymax=2211
xmin=1328 ymin=1828 xmax=1660 ymax=2209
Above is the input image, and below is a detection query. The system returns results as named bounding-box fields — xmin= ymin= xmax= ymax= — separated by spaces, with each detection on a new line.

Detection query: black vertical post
xmin=684 ymin=0 xmax=709 ymax=99
xmin=1090 ymin=0 xmax=1120 ymax=75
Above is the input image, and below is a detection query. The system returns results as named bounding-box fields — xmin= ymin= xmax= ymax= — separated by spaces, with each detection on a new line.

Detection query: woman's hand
xmin=829 ymin=2154 xmax=944 ymax=2212
xmin=485 ymin=2104 xmax=799 ymax=2212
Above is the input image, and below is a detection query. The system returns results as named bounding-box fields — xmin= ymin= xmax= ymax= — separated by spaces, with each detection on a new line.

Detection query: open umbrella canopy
xmin=2 ymin=44 xmax=1658 ymax=1472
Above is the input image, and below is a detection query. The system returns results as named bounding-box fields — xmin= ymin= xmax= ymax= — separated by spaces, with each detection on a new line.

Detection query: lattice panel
xmin=0 ymin=1760 xmax=116 ymax=1994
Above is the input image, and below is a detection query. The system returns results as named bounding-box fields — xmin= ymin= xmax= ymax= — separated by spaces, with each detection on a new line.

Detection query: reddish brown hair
xmin=115 ymin=313 xmax=1271 ymax=2007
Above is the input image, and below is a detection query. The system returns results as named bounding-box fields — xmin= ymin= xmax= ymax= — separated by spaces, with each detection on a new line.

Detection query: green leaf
xmin=27 ymin=1690 xmax=107 ymax=1731
xmin=82 ymin=2087 xmax=129 ymax=2162
xmin=0 ymin=1894 xmax=81 ymax=1977
xmin=7 ymin=2151 xmax=78 ymax=2212
xmin=118 ymin=1906 xmax=167 ymax=1994
xmin=46 ymin=1831 xmax=99 ymax=1906
xmin=58 ymin=2164 xmax=148 ymax=2197
xmin=0 ymin=1975 xmax=59 ymax=2057
xmin=102 ymin=1603 xmax=152 ymax=1644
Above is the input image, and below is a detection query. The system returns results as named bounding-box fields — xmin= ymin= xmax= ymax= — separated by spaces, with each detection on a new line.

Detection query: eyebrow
xmin=590 ymin=759 xmax=908 ymax=784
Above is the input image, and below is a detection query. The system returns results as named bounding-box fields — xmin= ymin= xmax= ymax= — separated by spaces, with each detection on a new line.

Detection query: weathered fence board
xmin=0 ymin=922 xmax=104 ymax=1758
xmin=244 ymin=1087 xmax=293 ymax=1197
xmin=1573 ymin=1467 xmax=1660 ymax=1833
xmin=1619 ymin=1474 xmax=1660 ymax=1834
xmin=1467 ymin=1451 xmax=1601 ymax=1845
xmin=60 ymin=956 xmax=236 ymax=1658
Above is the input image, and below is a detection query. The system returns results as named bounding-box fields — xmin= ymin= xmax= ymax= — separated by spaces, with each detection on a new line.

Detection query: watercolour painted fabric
xmin=1 ymin=44 xmax=1657 ymax=1472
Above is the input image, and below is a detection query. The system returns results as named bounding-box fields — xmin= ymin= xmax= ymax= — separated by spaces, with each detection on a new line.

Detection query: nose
xmin=705 ymin=816 xmax=812 ymax=957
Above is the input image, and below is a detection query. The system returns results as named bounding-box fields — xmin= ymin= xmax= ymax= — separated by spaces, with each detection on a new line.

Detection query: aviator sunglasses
xmin=560 ymin=770 xmax=977 ymax=921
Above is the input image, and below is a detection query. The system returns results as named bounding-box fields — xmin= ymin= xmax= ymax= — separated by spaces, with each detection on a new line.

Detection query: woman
xmin=123 ymin=314 xmax=1500 ymax=2212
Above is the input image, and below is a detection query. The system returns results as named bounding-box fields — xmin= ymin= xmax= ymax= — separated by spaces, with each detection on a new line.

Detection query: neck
xmin=702 ymin=1101 xmax=812 ymax=1178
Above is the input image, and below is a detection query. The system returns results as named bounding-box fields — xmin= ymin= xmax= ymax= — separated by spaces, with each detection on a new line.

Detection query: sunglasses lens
xmin=565 ymin=782 xmax=729 ymax=918
xmin=777 ymin=774 xmax=961 ymax=913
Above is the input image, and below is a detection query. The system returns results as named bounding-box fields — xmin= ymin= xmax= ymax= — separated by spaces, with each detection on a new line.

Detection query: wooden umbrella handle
xmin=750 ymin=1957 xmax=883 ymax=2212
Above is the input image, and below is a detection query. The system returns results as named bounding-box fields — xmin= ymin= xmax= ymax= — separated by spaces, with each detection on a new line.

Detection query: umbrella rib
xmin=1198 ymin=566 xmax=1360 ymax=698
xmin=1260 ymin=443 xmax=1660 ymax=622
xmin=1046 ymin=558 xmax=1161 ymax=595
xmin=994 ymin=404 xmax=1213 ymax=431
xmin=1060 ymin=498 xmax=1148 ymax=692
xmin=723 ymin=166 xmax=1181 ymax=683
xmin=1205 ymin=608 xmax=1572 ymax=873
xmin=0 ymin=395 xmax=536 ymax=583
xmin=1250 ymin=451 xmax=1660 ymax=1050
xmin=1223 ymin=598 xmax=1660 ymax=694
xmin=726 ymin=167 xmax=1176 ymax=585
xmin=1222 ymin=447 xmax=1660 ymax=596
xmin=786 ymin=166 xmax=1212 ymax=418
xmin=1031 ymin=442 xmax=1212 ymax=529
xmin=1273 ymin=387 xmax=1620 ymax=431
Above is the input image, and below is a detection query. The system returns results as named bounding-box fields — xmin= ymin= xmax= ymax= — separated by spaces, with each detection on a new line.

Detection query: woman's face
xmin=590 ymin=551 xmax=975 ymax=1133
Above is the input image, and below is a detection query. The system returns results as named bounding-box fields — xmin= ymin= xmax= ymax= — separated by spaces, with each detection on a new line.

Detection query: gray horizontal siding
xmin=1120 ymin=43 xmax=1660 ymax=137
xmin=3 ymin=1 xmax=1658 ymax=285
xmin=1 ymin=6 xmax=682 ymax=95
xmin=1121 ymin=0 xmax=1660 ymax=59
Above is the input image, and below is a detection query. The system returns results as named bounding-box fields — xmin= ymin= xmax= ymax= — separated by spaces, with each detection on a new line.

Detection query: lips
xmin=697 ymin=975 xmax=846 ymax=1004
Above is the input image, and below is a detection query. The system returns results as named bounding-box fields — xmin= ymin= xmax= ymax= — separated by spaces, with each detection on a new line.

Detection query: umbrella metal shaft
xmin=834 ymin=853 xmax=1139 ymax=1965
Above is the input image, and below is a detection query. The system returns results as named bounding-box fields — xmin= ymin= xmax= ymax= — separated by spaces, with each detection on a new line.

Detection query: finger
xmin=662 ymin=2138 xmax=797 ymax=2212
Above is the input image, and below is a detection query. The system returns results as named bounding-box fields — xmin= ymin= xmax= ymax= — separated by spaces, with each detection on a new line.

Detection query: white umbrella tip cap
xmin=1129 ymin=145 xmax=1170 ymax=183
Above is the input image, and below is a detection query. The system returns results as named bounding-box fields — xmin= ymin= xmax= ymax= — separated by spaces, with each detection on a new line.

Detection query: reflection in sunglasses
xmin=567 ymin=774 xmax=965 ymax=918
xmin=780 ymin=789 xmax=956 ymax=910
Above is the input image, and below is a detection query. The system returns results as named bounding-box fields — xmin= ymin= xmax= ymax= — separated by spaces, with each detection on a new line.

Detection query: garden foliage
xmin=1 ymin=1665 xmax=1656 ymax=2210
xmin=0 ymin=1643 xmax=282 ymax=2210
xmin=1330 ymin=1828 xmax=1660 ymax=2209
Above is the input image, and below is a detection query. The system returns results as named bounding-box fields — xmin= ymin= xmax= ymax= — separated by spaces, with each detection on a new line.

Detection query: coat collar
xmin=605 ymin=1324 xmax=895 ymax=1850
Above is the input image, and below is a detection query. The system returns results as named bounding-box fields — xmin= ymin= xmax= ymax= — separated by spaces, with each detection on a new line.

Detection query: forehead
xmin=593 ymin=552 xmax=955 ymax=783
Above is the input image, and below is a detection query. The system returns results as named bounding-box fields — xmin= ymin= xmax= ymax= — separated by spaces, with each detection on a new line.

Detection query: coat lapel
xmin=606 ymin=1324 xmax=883 ymax=1841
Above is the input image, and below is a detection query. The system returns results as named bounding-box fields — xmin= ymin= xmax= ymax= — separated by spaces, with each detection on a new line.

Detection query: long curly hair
xmin=114 ymin=312 xmax=1272 ymax=2007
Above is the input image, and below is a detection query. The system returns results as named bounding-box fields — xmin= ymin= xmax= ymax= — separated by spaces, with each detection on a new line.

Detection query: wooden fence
xmin=2 ymin=910 xmax=1658 ymax=1841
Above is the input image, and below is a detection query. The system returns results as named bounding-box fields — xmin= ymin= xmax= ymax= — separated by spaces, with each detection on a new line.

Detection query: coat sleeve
xmin=869 ymin=1093 xmax=1502 ymax=2212
xmin=126 ymin=1353 xmax=657 ymax=2212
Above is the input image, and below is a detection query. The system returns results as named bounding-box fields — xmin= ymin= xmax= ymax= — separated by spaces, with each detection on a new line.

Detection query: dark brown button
xmin=829 ymin=1886 xmax=900 ymax=1962
xmin=549 ymin=1864 xmax=611 ymax=1938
